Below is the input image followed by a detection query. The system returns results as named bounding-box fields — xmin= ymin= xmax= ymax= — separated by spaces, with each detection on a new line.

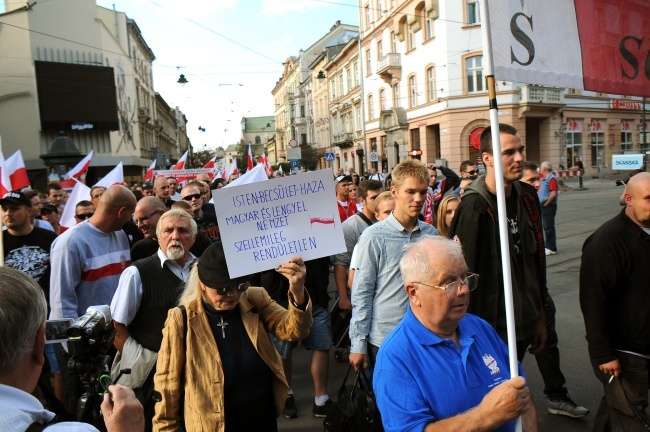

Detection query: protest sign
xmin=213 ymin=169 xmax=345 ymax=278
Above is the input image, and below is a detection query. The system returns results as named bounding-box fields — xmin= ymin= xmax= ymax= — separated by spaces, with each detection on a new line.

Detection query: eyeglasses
xmin=182 ymin=193 xmax=202 ymax=201
xmin=212 ymin=281 xmax=250 ymax=296
xmin=134 ymin=210 xmax=158 ymax=225
xmin=465 ymin=170 xmax=478 ymax=176
xmin=75 ymin=212 xmax=94 ymax=220
xmin=414 ymin=273 xmax=479 ymax=298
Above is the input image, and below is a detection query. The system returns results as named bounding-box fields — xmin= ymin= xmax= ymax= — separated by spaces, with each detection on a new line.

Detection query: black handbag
xmin=323 ymin=365 xmax=384 ymax=432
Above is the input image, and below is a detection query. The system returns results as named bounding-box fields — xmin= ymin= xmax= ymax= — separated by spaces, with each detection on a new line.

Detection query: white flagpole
xmin=480 ymin=2 xmax=521 ymax=430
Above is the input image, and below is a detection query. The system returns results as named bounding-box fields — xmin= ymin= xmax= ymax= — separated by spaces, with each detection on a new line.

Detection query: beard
xmin=166 ymin=241 xmax=185 ymax=261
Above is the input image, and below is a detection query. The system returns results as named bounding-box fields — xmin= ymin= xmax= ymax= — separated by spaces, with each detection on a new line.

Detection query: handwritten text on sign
xmin=213 ymin=169 xmax=346 ymax=278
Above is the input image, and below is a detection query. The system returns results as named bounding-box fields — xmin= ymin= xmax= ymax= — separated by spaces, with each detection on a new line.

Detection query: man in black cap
xmin=334 ymin=175 xmax=357 ymax=223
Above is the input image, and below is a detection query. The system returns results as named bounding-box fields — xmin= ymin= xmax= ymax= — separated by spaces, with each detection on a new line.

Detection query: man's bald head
xmin=624 ymin=172 xmax=650 ymax=228
xmin=98 ymin=185 xmax=137 ymax=212
xmin=91 ymin=185 xmax=136 ymax=232
xmin=136 ymin=196 xmax=167 ymax=214
xmin=134 ymin=196 xmax=167 ymax=238
xmin=153 ymin=177 xmax=171 ymax=200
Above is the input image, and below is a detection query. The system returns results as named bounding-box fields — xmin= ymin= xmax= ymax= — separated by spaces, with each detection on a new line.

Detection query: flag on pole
xmin=224 ymin=163 xmax=269 ymax=188
xmin=221 ymin=165 xmax=227 ymax=180
xmin=247 ymin=144 xmax=254 ymax=171
xmin=278 ymin=164 xmax=283 ymax=174
xmin=203 ymin=156 xmax=216 ymax=169
xmin=143 ymin=160 xmax=156 ymax=182
xmin=487 ymin=0 xmax=650 ymax=97
xmin=258 ymin=153 xmax=274 ymax=177
xmin=228 ymin=158 xmax=239 ymax=178
xmin=6 ymin=150 xmax=30 ymax=190
xmin=63 ymin=150 xmax=94 ymax=179
xmin=94 ymin=162 xmax=124 ymax=188
xmin=172 ymin=150 xmax=188 ymax=170
xmin=60 ymin=180 xmax=91 ymax=228
xmin=0 ymin=137 xmax=12 ymax=196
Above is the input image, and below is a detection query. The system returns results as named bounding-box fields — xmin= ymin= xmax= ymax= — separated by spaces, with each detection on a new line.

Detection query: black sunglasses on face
xmin=182 ymin=193 xmax=202 ymax=201
xmin=213 ymin=281 xmax=250 ymax=296
xmin=75 ymin=212 xmax=94 ymax=220
xmin=465 ymin=170 xmax=478 ymax=175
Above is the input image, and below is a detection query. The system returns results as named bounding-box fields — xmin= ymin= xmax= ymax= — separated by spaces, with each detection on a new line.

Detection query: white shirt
xmin=0 ymin=384 xmax=97 ymax=431
xmin=111 ymin=249 xmax=196 ymax=325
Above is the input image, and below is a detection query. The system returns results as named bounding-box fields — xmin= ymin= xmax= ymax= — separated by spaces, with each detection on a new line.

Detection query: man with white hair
xmin=374 ymin=235 xmax=537 ymax=432
xmin=538 ymin=161 xmax=558 ymax=255
xmin=110 ymin=209 xmax=197 ymax=430
xmin=0 ymin=266 xmax=144 ymax=431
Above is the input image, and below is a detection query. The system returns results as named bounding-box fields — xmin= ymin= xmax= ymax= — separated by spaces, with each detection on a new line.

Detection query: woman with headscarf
xmin=153 ymin=241 xmax=313 ymax=431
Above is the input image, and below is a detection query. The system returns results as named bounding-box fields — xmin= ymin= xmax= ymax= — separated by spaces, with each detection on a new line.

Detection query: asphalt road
xmin=279 ymin=176 xmax=625 ymax=432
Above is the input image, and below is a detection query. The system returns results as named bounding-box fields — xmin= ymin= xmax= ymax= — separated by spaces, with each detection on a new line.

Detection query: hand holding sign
xmin=277 ymin=257 xmax=306 ymax=305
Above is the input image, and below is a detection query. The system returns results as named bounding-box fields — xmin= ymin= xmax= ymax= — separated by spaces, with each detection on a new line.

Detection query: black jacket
xmin=580 ymin=209 xmax=650 ymax=366
xmin=448 ymin=175 xmax=546 ymax=342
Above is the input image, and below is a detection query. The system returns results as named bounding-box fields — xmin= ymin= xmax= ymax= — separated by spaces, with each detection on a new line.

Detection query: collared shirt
xmin=0 ymin=384 xmax=97 ymax=431
xmin=373 ymin=310 xmax=524 ymax=432
xmin=332 ymin=212 xmax=373 ymax=267
xmin=349 ymin=213 xmax=438 ymax=353
xmin=111 ymin=249 xmax=196 ymax=325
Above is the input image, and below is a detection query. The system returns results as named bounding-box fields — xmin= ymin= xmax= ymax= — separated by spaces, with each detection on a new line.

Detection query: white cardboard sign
xmin=612 ymin=154 xmax=643 ymax=170
xmin=213 ymin=169 xmax=346 ymax=278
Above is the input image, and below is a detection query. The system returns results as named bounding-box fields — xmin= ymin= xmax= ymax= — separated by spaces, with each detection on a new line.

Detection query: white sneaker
xmin=545 ymin=248 xmax=557 ymax=256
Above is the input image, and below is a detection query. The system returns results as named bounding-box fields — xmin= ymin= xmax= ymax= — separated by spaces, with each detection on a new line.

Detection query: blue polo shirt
xmin=373 ymin=308 xmax=524 ymax=432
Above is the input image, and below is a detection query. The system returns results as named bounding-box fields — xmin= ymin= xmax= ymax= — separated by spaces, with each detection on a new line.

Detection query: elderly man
xmin=538 ymin=162 xmax=559 ymax=255
xmin=181 ymin=182 xmax=220 ymax=242
xmin=0 ymin=266 xmax=144 ymax=432
xmin=580 ymin=172 xmax=650 ymax=431
xmin=153 ymin=177 xmax=175 ymax=208
xmin=374 ymin=236 xmax=537 ymax=432
xmin=111 ymin=209 xmax=197 ymax=430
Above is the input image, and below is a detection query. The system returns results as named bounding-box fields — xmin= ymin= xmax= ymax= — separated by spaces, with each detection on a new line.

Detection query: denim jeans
xmin=541 ymin=204 xmax=558 ymax=252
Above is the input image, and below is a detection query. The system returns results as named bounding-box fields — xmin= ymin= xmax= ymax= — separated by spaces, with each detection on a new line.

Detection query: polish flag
xmin=488 ymin=0 xmax=650 ymax=97
xmin=6 ymin=150 xmax=30 ymax=190
xmin=63 ymin=150 xmax=94 ymax=179
xmin=203 ymin=156 xmax=216 ymax=169
xmin=0 ymin=137 xmax=13 ymax=196
xmin=258 ymin=153 xmax=274 ymax=177
xmin=143 ymin=160 xmax=156 ymax=182
xmin=60 ymin=180 xmax=91 ymax=228
xmin=247 ymin=145 xmax=254 ymax=171
xmin=228 ymin=158 xmax=239 ymax=178
xmin=94 ymin=162 xmax=124 ymax=188
xmin=172 ymin=150 xmax=188 ymax=170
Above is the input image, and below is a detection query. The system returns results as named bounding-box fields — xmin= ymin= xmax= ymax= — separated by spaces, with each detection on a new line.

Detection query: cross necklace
xmin=216 ymin=317 xmax=228 ymax=339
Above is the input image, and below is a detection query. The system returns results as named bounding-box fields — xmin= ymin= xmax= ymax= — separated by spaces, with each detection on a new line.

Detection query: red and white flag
xmin=94 ymin=162 xmax=124 ymax=188
xmin=203 ymin=156 xmax=216 ymax=169
xmin=59 ymin=180 xmax=91 ymax=228
xmin=0 ymin=137 xmax=12 ymax=196
xmin=172 ymin=150 xmax=188 ymax=170
xmin=488 ymin=0 xmax=650 ymax=97
xmin=247 ymin=145 xmax=254 ymax=171
xmin=258 ymin=153 xmax=274 ymax=177
xmin=228 ymin=158 xmax=239 ymax=178
xmin=6 ymin=150 xmax=30 ymax=190
xmin=143 ymin=160 xmax=156 ymax=182
xmin=63 ymin=150 xmax=94 ymax=179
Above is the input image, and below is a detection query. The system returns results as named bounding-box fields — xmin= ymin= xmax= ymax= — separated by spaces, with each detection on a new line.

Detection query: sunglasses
xmin=465 ymin=170 xmax=478 ymax=175
xmin=212 ymin=281 xmax=250 ymax=296
xmin=182 ymin=193 xmax=202 ymax=201
xmin=75 ymin=212 xmax=94 ymax=220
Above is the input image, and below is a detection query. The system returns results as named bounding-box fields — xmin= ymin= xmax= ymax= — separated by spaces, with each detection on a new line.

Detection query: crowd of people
xmin=0 ymin=122 xmax=648 ymax=431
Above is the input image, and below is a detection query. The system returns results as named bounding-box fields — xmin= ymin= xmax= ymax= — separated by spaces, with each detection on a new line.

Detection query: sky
xmin=94 ymin=0 xmax=360 ymax=154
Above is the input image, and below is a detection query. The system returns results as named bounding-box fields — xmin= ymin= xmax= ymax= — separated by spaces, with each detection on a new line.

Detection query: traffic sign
xmin=291 ymin=160 xmax=299 ymax=168
xmin=369 ymin=151 xmax=379 ymax=162
xmin=289 ymin=139 xmax=299 ymax=148
xmin=325 ymin=152 xmax=335 ymax=162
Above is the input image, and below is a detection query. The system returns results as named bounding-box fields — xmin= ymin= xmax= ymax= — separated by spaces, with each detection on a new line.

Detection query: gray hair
xmin=400 ymin=235 xmax=465 ymax=285
xmin=540 ymin=161 xmax=553 ymax=172
xmin=156 ymin=209 xmax=198 ymax=239
xmin=0 ymin=267 xmax=47 ymax=372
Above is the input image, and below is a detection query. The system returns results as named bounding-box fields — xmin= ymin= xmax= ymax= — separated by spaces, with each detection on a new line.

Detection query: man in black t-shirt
xmin=181 ymin=182 xmax=220 ymax=242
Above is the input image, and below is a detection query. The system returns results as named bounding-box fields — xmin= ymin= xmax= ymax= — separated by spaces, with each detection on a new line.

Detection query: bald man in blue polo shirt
xmin=374 ymin=236 xmax=537 ymax=432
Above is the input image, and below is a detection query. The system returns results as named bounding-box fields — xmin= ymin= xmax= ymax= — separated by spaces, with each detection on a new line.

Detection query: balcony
xmin=294 ymin=116 xmax=308 ymax=125
xmin=137 ymin=107 xmax=151 ymax=122
xmin=519 ymin=85 xmax=565 ymax=105
xmin=377 ymin=53 xmax=402 ymax=85
xmin=333 ymin=132 xmax=354 ymax=148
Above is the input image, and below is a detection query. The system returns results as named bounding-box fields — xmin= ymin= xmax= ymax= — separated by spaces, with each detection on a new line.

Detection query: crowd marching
xmin=0 ymin=123 xmax=649 ymax=431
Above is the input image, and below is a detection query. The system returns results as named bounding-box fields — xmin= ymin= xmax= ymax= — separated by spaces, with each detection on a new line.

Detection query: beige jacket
xmin=153 ymin=287 xmax=312 ymax=432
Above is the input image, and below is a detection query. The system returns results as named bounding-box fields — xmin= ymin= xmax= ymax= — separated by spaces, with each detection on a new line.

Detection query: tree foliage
xmin=190 ymin=148 xmax=215 ymax=168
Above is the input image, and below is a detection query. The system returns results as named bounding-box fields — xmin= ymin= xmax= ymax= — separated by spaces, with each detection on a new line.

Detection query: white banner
xmin=612 ymin=154 xmax=644 ymax=170
xmin=213 ymin=169 xmax=345 ymax=278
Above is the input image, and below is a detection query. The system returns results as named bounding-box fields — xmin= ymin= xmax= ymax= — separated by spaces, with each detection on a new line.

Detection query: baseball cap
xmin=0 ymin=191 xmax=32 ymax=207
xmin=334 ymin=175 xmax=352 ymax=185
xmin=41 ymin=203 xmax=58 ymax=213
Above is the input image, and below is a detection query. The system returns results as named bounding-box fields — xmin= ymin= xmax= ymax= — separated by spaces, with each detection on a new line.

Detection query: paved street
xmin=279 ymin=176 xmax=625 ymax=432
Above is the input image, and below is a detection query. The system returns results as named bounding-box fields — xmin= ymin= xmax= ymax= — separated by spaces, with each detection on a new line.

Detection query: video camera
xmin=67 ymin=305 xmax=115 ymax=359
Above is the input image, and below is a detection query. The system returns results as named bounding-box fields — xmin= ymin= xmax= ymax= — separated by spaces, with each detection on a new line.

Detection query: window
xmin=409 ymin=75 xmax=418 ymax=108
xmin=355 ymin=105 xmax=362 ymax=130
xmin=565 ymin=119 xmax=583 ymax=164
xmin=354 ymin=61 xmax=360 ymax=86
xmin=332 ymin=115 xmax=339 ymax=135
xmin=300 ymin=105 xmax=305 ymax=117
xmin=621 ymin=120 xmax=633 ymax=152
xmin=407 ymin=25 xmax=415 ymax=51
xmin=378 ymin=0 xmax=383 ymax=16
xmin=255 ymin=136 xmax=261 ymax=144
xmin=365 ymin=6 xmax=371 ymax=29
xmin=591 ymin=123 xmax=605 ymax=166
xmin=391 ymin=31 xmax=398 ymax=53
xmin=377 ymin=40 xmax=383 ymax=60
xmin=366 ymin=49 xmax=371 ymax=75
xmin=427 ymin=66 xmax=436 ymax=101
xmin=379 ymin=88 xmax=386 ymax=111
xmin=466 ymin=56 xmax=484 ymax=93
xmin=339 ymin=73 xmax=344 ymax=96
xmin=467 ymin=0 xmax=481 ymax=25
xmin=346 ymin=68 xmax=352 ymax=91
xmin=425 ymin=16 xmax=434 ymax=40
xmin=331 ymin=80 xmax=337 ymax=99
xmin=368 ymin=95 xmax=375 ymax=120
xmin=393 ymin=84 xmax=401 ymax=107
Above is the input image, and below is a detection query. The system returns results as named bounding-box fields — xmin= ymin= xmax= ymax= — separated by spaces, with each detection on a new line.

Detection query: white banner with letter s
xmin=213 ymin=169 xmax=345 ymax=278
